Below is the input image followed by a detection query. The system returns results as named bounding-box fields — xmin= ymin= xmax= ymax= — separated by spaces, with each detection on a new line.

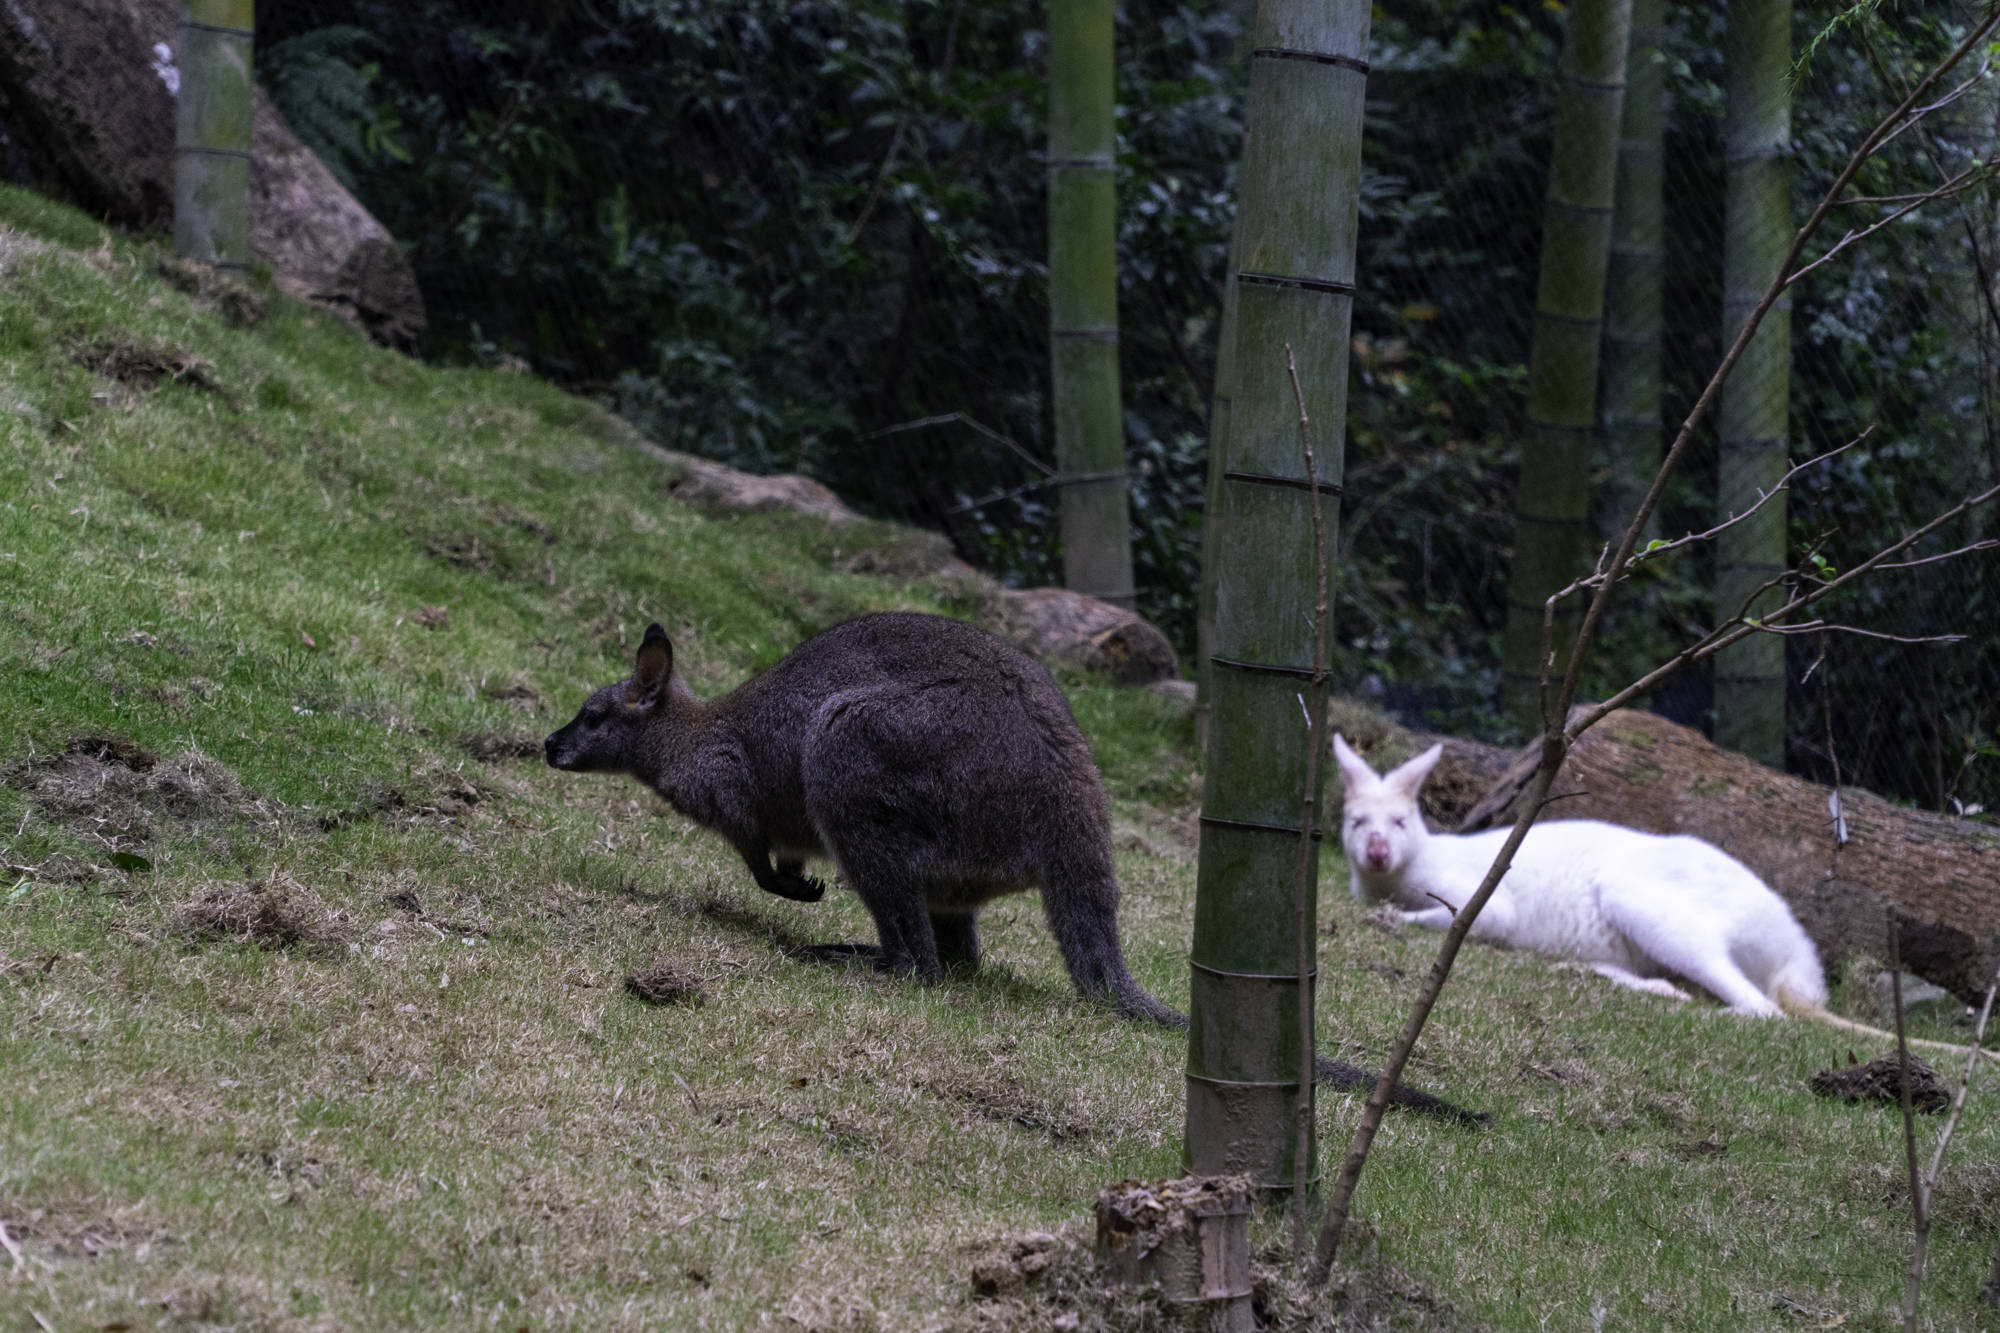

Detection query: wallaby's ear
xmin=1332 ymin=733 xmax=1378 ymax=791
xmin=630 ymin=622 xmax=673 ymax=704
xmin=1383 ymin=743 xmax=1444 ymax=800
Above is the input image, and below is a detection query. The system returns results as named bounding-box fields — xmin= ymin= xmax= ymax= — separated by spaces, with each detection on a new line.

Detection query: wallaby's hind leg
xmin=1598 ymin=893 xmax=1781 ymax=1016
xmin=1589 ymin=962 xmax=1692 ymax=1002
xmin=820 ymin=833 xmax=945 ymax=981
xmin=931 ymin=911 xmax=979 ymax=972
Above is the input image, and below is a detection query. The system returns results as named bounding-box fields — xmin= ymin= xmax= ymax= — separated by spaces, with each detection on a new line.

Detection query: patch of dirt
xmin=316 ymin=773 xmax=490 ymax=831
xmin=410 ymin=604 xmax=449 ymax=629
xmin=153 ymin=253 xmax=267 ymax=326
xmin=1670 ymin=1138 xmax=1730 ymax=1160
xmin=0 ymin=1199 xmax=178 ymax=1264
xmin=482 ymin=678 xmax=542 ymax=712
xmin=0 ymin=953 xmax=60 ymax=986
xmin=1519 ymin=1058 xmax=1595 ymax=1087
xmin=74 ymin=336 xmax=227 ymax=395
xmin=12 ymin=736 xmax=270 ymax=848
xmin=968 ymin=1230 xmax=1065 ymax=1298
xmin=1808 ymin=1052 xmax=1950 ymax=1113
xmin=463 ymin=730 xmax=544 ymax=763
xmin=924 ymin=1073 xmax=1094 ymax=1144
xmin=424 ymin=531 xmax=500 ymax=572
xmin=952 ymin=1226 xmax=1484 ymax=1332
xmin=171 ymin=873 xmax=349 ymax=951
xmin=625 ymin=963 xmax=705 ymax=1006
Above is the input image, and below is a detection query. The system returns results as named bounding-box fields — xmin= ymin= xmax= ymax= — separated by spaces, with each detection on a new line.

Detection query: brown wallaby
xmin=547 ymin=612 xmax=1478 ymax=1121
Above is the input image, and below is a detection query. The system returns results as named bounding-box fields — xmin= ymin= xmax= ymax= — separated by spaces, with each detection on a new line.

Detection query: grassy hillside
xmin=0 ymin=188 xmax=1995 ymax=1332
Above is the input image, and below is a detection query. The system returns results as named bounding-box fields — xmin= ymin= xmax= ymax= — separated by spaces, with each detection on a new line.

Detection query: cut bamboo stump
xmin=1095 ymin=1175 xmax=1253 ymax=1331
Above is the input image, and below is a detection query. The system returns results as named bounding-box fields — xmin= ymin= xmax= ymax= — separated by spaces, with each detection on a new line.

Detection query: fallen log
xmin=1459 ymin=707 xmax=2000 ymax=1000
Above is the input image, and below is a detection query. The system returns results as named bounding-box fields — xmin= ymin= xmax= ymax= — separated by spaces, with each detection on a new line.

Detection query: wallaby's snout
xmin=1364 ymin=830 xmax=1393 ymax=872
xmin=542 ymin=712 xmax=599 ymax=772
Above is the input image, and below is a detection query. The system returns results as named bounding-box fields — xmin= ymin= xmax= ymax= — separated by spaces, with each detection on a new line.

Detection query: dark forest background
xmin=255 ymin=0 xmax=2000 ymax=812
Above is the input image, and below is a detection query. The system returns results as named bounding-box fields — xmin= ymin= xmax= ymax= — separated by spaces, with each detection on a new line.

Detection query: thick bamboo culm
xmin=1184 ymin=0 xmax=1371 ymax=1191
xmin=1048 ymin=0 xmax=1135 ymax=608
xmin=1600 ymin=0 xmax=1664 ymax=547
xmin=173 ymin=0 xmax=256 ymax=269
xmin=1498 ymin=0 xmax=1632 ymax=727
xmin=1193 ymin=225 xmax=1242 ymax=753
xmin=1714 ymin=0 xmax=1793 ymax=765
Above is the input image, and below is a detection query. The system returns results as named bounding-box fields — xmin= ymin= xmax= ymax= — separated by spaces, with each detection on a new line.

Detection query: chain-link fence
xmin=255 ymin=0 xmax=2000 ymax=812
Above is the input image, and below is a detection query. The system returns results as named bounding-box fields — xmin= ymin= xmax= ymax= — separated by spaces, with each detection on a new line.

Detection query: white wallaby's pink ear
xmin=1383 ymin=743 xmax=1444 ymax=800
xmin=1332 ymin=733 xmax=1379 ymax=791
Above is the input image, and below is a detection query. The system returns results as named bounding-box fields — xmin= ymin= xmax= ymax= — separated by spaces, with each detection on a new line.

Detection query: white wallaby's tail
xmin=1776 ymin=985 xmax=2000 ymax=1067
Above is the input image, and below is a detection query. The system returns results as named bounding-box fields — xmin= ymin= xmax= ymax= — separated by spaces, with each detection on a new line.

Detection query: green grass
xmin=1 ymin=188 xmax=1996 ymax=1331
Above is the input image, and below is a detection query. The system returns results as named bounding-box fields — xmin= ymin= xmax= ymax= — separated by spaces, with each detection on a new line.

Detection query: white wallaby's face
xmin=1332 ymin=735 xmax=1441 ymax=890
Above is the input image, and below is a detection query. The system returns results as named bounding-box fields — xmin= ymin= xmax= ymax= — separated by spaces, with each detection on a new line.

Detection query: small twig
xmin=1566 ymin=433 xmax=1869 ymax=592
xmin=1284 ymin=344 xmax=1332 ymax=1263
xmin=1889 ymin=924 xmax=1926 ymax=1333
xmin=845 ymin=119 xmax=909 ymax=247
xmin=671 ymin=1070 xmax=702 ymax=1117
xmin=1789 ymin=162 xmax=1993 ymax=288
xmin=863 ymin=412 xmax=1054 ymax=476
xmin=1867 ymin=538 xmax=2000 ymax=571
xmin=1747 ymin=621 xmax=1965 ymax=644
xmin=1922 ymin=960 xmax=2000 ymax=1190
xmin=940 ymin=475 xmax=1061 ymax=516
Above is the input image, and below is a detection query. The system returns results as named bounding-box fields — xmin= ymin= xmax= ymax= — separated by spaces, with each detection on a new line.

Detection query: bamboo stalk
xmin=173 ymin=0 xmax=256 ymax=270
xmin=1498 ymin=0 xmax=1633 ymax=727
xmin=1049 ymin=0 xmax=1135 ymax=608
xmin=1600 ymin=0 xmax=1663 ymax=545
xmin=1714 ymin=0 xmax=1793 ymax=765
xmin=1184 ymin=0 xmax=1370 ymax=1194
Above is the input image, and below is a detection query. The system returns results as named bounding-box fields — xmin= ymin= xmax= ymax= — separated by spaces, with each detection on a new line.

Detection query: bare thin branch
xmin=1571 ymin=479 xmax=2000 ymax=739
xmin=1551 ymin=435 xmax=1869 ymax=609
xmin=1890 ymin=926 xmax=1927 ymax=1333
xmin=1284 ymin=344 xmax=1332 ymax=1264
xmin=1870 ymin=538 xmax=2000 ymax=571
xmin=863 ymin=411 xmax=1055 ymax=476
xmin=1789 ymin=163 xmax=1991 ymax=289
xmin=1923 ymin=960 xmax=2000 ymax=1190
xmin=1751 ymin=622 xmax=1966 ymax=644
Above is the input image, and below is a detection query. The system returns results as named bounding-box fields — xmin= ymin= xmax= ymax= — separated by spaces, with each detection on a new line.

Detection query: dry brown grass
xmin=170 ymin=872 xmax=354 ymax=951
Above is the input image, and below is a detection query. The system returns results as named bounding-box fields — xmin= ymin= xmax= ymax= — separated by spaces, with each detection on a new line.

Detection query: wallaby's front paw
xmin=766 ymin=873 xmax=828 ymax=903
xmin=1361 ymin=903 xmax=1405 ymax=935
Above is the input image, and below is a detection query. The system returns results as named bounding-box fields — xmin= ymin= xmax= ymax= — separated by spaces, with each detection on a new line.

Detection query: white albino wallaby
xmin=1333 ymin=734 xmax=1999 ymax=1061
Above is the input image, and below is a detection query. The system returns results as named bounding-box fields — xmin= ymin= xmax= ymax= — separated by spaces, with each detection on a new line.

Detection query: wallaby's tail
xmin=1036 ymin=854 xmax=1185 ymax=1027
xmin=1777 ymin=985 xmax=2000 ymax=1067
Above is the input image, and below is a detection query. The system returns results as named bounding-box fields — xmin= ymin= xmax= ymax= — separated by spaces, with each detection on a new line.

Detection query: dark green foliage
xmin=255 ymin=0 xmax=1243 ymax=648
xmin=258 ymin=26 xmax=405 ymax=190
xmin=250 ymin=0 xmax=2000 ymax=807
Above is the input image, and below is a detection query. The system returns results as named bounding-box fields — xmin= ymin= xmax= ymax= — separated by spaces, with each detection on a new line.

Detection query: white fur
xmin=1333 ymin=734 xmax=1829 ymax=1017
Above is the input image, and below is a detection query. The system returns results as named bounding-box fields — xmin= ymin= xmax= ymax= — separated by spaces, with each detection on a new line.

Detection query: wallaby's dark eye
xmin=1392 ymin=817 xmax=1406 ymax=829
